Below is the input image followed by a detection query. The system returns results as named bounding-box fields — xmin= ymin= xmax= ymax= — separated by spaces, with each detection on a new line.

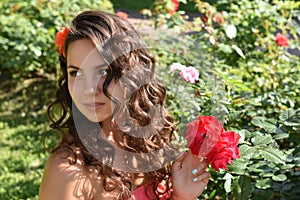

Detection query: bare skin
xmin=39 ymin=150 xmax=209 ymax=200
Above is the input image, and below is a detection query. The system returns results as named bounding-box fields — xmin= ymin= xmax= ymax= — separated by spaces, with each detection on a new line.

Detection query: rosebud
xmin=275 ymin=33 xmax=289 ymax=47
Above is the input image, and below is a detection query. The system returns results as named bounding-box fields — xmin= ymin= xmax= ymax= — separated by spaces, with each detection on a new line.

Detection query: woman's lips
xmin=82 ymin=102 xmax=105 ymax=111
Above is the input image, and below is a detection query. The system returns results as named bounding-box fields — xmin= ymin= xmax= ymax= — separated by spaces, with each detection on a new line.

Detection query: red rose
xmin=206 ymin=131 xmax=240 ymax=171
xmin=166 ymin=0 xmax=180 ymax=15
xmin=55 ymin=27 xmax=70 ymax=57
xmin=207 ymin=148 xmax=233 ymax=170
xmin=186 ymin=116 xmax=223 ymax=156
xmin=275 ymin=33 xmax=289 ymax=47
xmin=186 ymin=116 xmax=240 ymax=171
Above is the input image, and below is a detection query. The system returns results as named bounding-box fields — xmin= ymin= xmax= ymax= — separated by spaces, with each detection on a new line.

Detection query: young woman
xmin=39 ymin=10 xmax=210 ymax=199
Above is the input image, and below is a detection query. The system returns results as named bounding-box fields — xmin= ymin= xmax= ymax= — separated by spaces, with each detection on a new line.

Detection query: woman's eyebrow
xmin=94 ymin=63 xmax=108 ymax=69
xmin=67 ymin=64 xmax=107 ymax=70
xmin=67 ymin=65 xmax=79 ymax=70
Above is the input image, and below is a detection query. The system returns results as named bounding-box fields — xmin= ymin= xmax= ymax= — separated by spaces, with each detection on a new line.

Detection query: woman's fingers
xmin=191 ymin=159 xmax=208 ymax=176
xmin=192 ymin=171 xmax=210 ymax=183
xmin=173 ymin=151 xmax=187 ymax=170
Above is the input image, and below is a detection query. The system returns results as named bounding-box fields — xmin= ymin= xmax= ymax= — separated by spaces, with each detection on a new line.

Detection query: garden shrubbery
xmin=143 ymin=0 xmax=300 ymax=199
xmin=0 ymin=0 xmax=113 ymax=79
xmin=0 ymin=0 xmax=113 ymax=199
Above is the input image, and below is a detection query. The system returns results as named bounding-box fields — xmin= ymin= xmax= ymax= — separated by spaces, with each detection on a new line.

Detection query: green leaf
xmin=279 ymin=109 xmax=296 ymax=121
xmin=273 ymin=133 xmax=289 ymax=140
xmin=239 ymin=144 xmax=257 ymax=159
xmin=223 ymin=173 xmax=233 ymax=193
xmin=251 ymin=117 xmax=265 ymax=128
xmin=232 ymin=45 xmax=246 ymax=59
xmin=258 ymin=147 xmax=285 ymax=164
xmin=261 ymin=172 xmax=274 ymax=178
xmin=226 ymin=110 xmax=244 ymax=126
xmin=224 ymin=178 xmax=232 ymax=193
xmin=251 ymin=117 xmax=278 ymax=133
xmin=263 ymin=119 xmax=278 ymax=133
xmin=284 ymin=119 xmax=300 ymax=126
xmin=280 ymin=110 xmax=300 ymax=126
xmin=233 ymin=175 xmax=253 ymax=200
xmin=251 ymin=135 xmax=273 ymax=146
xmin=272 ymin=174 xmax=287 ymax=182
xmin=255 ymin=178 xmax=271 ymax=189
xmin=227 ymin=158 xmax=248 ymax=174
xmin=208 ymin=189 xmax=217 ymax=199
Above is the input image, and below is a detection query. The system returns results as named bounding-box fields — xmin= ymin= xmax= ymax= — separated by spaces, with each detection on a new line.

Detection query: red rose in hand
xmin=186 ymin=116 xmax=223 ymax=156
xmin=166 ymin=0 xmax=180 ymax=15
xmin=186 ymin=116 xmax=240 ymax=171
xmin=207 ymin=148 xmax=233 ymax=170
xmin=206 ymin=131 xmax=240 ymax=171
xmin=275 ymin=33 xmax=289 ymax=47
xmin=55 ymin=27 xmax=70 ymax=57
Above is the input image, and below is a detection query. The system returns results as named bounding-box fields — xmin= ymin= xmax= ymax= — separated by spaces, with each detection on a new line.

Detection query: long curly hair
xmin=47 ymin=10 xmax=178 ymax=199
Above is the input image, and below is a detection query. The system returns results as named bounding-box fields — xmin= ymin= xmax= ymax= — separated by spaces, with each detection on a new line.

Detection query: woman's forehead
xmin=67 ymin=39 xmax=106 ymax=68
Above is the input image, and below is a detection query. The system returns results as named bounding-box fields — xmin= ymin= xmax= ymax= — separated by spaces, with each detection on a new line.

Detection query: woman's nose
xmin=83 ymin=76 xmax=101 ymax=95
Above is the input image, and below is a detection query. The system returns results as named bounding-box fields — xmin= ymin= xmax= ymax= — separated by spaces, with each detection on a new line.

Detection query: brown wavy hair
xmin=47 ymin=10 xmax=178 ymax=199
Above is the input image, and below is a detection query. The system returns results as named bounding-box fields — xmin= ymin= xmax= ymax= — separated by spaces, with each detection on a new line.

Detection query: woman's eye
xmin=69 ymin=70 xmax=82 ymax=77
xmin=97 ymin=69 xmax=108 ymax=77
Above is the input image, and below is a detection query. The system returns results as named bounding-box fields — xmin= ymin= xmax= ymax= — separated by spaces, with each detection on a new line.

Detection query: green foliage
xmin=0 ymin=93 xmax=58 ymax=199
xmin=0 ymin=0 xmax=114 ymax=79
xmin=146 ymin=0 xmax=300 ymax=199
xmin=0 ymin=0 xmax=114 ymax=199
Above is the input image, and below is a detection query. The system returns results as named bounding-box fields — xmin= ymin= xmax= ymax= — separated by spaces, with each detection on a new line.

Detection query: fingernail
xmin=193 ymin=177 xmax=199 ymax=182
xmin=192 ymin=168 xmax=198 ymax=175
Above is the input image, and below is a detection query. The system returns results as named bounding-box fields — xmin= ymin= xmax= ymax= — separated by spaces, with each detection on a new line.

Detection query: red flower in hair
xmin=275 ymin=33 xmax=289 ymax=47
xmin=55 ymin=27 xmax=70 ymax=57
xmin=166 ymin=0 xmax=180 ymax=15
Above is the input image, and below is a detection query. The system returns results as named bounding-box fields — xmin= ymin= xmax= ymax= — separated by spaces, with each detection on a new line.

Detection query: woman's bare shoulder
xmin=39 ymin=151 xmax=97 ymax=200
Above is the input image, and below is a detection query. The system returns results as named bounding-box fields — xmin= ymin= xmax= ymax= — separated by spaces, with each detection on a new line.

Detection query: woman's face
xmin=67 ymin=39 xmax=118 ymax=124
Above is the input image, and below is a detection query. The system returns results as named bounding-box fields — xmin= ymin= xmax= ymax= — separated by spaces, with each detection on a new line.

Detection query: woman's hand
xmin=171 ymin=151 xmax=210 ymax=200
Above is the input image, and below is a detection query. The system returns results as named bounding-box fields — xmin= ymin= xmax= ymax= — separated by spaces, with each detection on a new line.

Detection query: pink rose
xmin=170 ymin=63 xmax=199 ymax=83
xmin=170 ymin=63 xmax=187 ymax=72
xmin=179 ymin=67 xmax=199 ymax=83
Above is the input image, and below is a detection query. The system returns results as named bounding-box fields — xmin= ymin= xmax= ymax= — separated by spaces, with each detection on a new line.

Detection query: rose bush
xmin=144 ymin=0 xmax=300 ymax=199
